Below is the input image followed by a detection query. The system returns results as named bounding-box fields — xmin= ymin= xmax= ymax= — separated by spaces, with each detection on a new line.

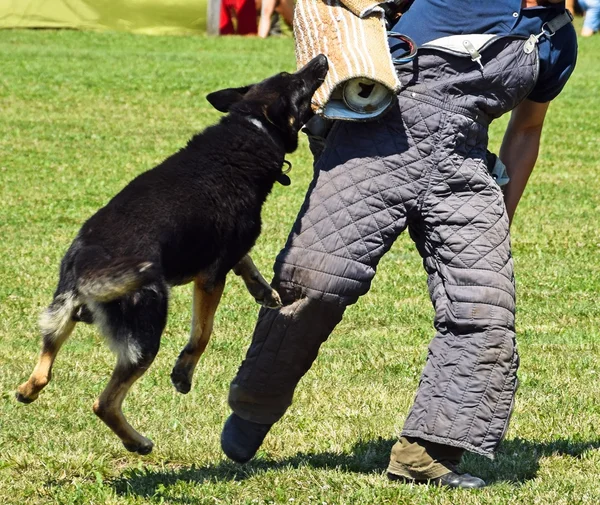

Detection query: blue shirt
xmin=389 ymin=0 xmax=577 ymax=102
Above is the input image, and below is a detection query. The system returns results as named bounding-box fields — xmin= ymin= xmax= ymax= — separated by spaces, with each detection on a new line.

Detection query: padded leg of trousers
xmin=229 ymin=292 xmax=346 ymax=425
xmin=228 ymin=111 xmax=422 ymax=424
xmin=401 ymin=154 xmax=519 ymax=459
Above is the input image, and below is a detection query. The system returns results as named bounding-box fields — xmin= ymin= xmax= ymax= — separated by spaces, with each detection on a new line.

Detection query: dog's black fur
xmin=16 ymin=55 xmax=328 ymax=455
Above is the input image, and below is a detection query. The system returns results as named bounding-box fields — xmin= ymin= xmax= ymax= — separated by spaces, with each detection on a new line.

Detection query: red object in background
xmin=220 ymin=0 xmax=258 ymax=34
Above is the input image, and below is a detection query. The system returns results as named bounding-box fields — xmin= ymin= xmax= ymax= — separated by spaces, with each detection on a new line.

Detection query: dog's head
xmin=206 ymin=54 xmax=328 ymax=153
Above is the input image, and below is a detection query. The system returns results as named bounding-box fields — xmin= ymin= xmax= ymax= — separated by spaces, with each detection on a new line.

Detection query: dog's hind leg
xmin=93 ymin=358 xmax=157 ymax=455
xmin=16 ymin=292 xmax=78 ymax=403
xmin=171 ymin=278 xmax=225 ymax=394
xmin=233 ymin=255 xmax=282 ymax=309
xmin=93 ymin=284 xmax=167 ymax=455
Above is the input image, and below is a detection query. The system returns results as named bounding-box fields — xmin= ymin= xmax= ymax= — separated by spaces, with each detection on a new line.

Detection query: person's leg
xmin=581 ymin=0 xmax=600 ymax=36
xmin=258 ymin=0 xmax=277 ymax=37
xmin=389 ymin=118 xmax=517 ymax=484
xmin=221 ymin=292 xmax=347 ymax=462
xmin=276 ymin=0 xmax=295 ymax=27
xmin=222 ymin=101 xmax=436 ymax=462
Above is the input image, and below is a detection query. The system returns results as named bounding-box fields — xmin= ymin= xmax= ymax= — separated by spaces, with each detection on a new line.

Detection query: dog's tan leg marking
xmin=233 ymin=254 xmax=282 ymax=308
xmin=16 ymin=319 xmax=76 ymax=403
xmin=93 ymin=360 xmax=155 ymax=455
xmin=171 ymin=278 xmax=225 ymax=394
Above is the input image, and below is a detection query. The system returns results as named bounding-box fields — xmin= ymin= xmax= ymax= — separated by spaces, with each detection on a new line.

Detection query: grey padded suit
xmin=229 ymin=36 xmax=539 ymax=458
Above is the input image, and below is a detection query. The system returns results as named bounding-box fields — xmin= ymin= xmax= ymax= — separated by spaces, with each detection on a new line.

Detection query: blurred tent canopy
xmin=0 ymin=0 xmax=208 ymax=34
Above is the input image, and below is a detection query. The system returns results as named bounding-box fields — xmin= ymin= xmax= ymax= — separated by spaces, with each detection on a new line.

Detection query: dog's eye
xmin=280 ymin=72 xmax=291 ymax=77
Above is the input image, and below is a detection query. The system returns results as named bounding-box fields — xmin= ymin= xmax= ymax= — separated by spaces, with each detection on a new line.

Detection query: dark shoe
xmin=268 ymin=13 xmax=282 ymax=36
xmin=433 ymin=471 xmax=486 ymax=489
xmin=221 ymin=413 xmax=273 ymax=464
xmin=387 ymin=471 xmax=486 ymax=489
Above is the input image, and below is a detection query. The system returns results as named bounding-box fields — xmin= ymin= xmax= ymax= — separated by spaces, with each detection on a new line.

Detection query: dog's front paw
xmin=258 ymin=288 xmax=282 ymax=309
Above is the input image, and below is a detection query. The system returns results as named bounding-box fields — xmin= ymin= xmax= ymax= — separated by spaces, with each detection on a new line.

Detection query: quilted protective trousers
xmin=229 ymin=37 xmax=539 ymax=458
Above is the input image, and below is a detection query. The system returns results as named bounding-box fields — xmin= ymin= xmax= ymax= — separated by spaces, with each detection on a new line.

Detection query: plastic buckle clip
xmin=462 ymin=39 xmax=484 ymax=71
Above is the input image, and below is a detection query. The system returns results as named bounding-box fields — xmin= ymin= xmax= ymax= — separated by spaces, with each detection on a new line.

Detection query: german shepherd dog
xmin=16 ymin=55 xmax=328 ymax=455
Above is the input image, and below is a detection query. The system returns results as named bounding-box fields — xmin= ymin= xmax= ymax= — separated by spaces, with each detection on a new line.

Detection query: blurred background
xmin=0 ymin=0 xmax=296 ymax=38
xmin=0 ymin=0 xmax=597 ymax=38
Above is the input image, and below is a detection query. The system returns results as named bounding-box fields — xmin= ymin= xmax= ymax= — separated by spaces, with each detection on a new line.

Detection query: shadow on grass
xmin=468 ymin=437 xmax=600 ymax=484
xmin=110 ymin=436 xmax=600 ymax=499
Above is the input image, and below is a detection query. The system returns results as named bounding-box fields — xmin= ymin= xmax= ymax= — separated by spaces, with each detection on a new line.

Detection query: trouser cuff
xmin=228 ymin=383 xmax=293 ymax=425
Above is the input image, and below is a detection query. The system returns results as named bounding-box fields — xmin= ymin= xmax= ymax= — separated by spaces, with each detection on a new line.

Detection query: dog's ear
xmin=206 ymin=85 xmax=253 ymax=113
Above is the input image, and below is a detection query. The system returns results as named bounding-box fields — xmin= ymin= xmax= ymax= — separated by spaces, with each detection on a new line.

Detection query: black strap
xmin=544 ymin=10 xmax=574 ymax=36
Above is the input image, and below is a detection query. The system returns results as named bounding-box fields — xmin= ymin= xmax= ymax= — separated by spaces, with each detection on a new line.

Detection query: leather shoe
xmin=221 ymin=413 xmax=273 ymax=464
xmin=387 ymin=470 xmax=486 ymax=489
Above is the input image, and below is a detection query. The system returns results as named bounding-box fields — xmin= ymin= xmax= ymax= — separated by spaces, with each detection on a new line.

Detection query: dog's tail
xmin=39 ymin=291 xmax=79 ymax=338
xmin=74 ymin=246 xmax=160 ymax=303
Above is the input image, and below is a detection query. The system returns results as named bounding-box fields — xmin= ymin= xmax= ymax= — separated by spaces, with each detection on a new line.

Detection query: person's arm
xmin=499 ymin=98 xmax=551 ymax=224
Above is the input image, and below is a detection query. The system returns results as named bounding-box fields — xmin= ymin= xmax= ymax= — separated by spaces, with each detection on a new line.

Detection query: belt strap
xmin=544 ymin=9 xmax=574 ymax=35
xmin=523 ymin=9 xmax=574 ymax=54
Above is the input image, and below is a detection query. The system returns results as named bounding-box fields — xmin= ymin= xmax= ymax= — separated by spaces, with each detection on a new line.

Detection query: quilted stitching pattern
xmin=274 ymin=98 xmax=451 ymax=303
xmin=403 ymin=37 xmax=539 ymax=123
xmin=233 ymin=38 xmax=537 ymax=457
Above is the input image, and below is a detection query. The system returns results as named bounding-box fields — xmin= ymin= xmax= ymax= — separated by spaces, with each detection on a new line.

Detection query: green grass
xmin=1 ymin=27 xmax=599 ymax=505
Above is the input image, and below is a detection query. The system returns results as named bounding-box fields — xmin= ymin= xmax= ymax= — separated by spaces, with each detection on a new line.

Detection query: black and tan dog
xmin=16 ymin=55 xmax=328 ymax=455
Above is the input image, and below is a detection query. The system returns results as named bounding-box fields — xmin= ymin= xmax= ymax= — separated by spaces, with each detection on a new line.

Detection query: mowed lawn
xmin=0 ymin=27 xmax=599 ymax=505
